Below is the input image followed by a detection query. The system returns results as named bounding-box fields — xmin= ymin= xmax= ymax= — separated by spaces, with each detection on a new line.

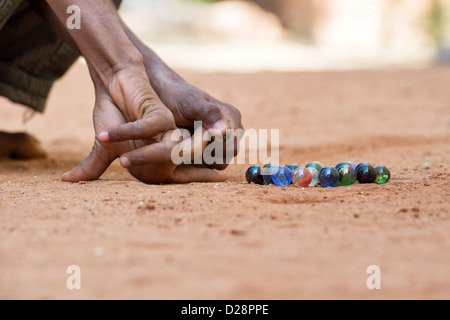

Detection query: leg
xmin=0 ymin=1 xmax=74 ymax=161
xmin=0 ymin=132 xmax=47 ymax=159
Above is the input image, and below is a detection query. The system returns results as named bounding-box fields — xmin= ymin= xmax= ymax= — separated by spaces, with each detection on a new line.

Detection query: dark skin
xmin=32 ymin=0 xmax=242 ymax=183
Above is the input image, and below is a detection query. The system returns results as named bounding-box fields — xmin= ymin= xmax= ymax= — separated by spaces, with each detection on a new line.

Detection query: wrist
xmin=138 ymin=47 xmax=182 ymax=84
xmin=109 ymin=45 xmax=145 ymax=74
xmin=107 ymin=63 xmax=171 ymax=122
xmin=87 ymin=45 xmax=145 ymax=91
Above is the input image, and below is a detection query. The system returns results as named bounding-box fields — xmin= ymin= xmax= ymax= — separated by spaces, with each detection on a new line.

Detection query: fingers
xmin=119 ymin=128 xmax=207 ymax=168
xmin=172 ymin=166 xmax=227 ymax=184
xmin=211 ymin=163 xmax=229 ymax=171
xmin=221 ymin=102 xmax=243 ymax=132
xmin=98 ymin=115 xmax=172 ymax=143
xmin=62 ymin=139 xmax=116 ymax=182
xmin=190 ymin=125 xmax=209 ymax=163
xmin=193 ymin=103 xmax=228 ymax=135
xmin=119 ymin=141 xmax=173 ymax=168
xmin=197 ymin=101 xmax=244 ymax=135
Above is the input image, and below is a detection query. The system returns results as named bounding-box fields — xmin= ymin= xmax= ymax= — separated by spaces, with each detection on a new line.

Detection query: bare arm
xmin=31 ymin=0 xmax=225 ymax=183
xmin=44 ymin=0 xmax=143 ymax=88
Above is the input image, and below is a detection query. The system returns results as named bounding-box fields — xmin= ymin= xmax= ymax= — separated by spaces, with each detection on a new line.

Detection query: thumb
xmin=196 ymin=103 xmax=228 ymax=136
xmin=61 ymin=140 xmax=116 ymax=182
xmin=172 ymin=166 xmax=227 ymax=184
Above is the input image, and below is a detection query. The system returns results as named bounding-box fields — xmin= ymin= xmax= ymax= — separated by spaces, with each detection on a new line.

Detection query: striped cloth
xmin=0 ymin=0 xmax=121 ymax=112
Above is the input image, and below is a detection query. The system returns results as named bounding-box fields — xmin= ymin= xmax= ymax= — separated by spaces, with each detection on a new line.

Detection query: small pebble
xmin=422 ymin=162 xmax=430 ymax=169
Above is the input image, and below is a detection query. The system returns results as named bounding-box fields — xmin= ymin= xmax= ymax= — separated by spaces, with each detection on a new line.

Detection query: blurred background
xmin=120 ymin=0 xmax=450 ymax=72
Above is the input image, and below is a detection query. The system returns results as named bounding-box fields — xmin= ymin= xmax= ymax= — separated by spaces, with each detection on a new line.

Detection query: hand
xmin=152 ymin=77 xmax=244 ymax=170
xmin=119 ymin=21 xmax=244 ymax=168
xmin=62 ymin=65 xmax=226 ymax=184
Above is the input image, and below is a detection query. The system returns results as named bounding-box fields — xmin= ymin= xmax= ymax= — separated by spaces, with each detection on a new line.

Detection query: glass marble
xmin=348 ymin=161 xmax=357 ymax=170
xmin=337 ymin=164 xmax=357 ymax=186
xmin=336 ymin=161 xmax=357 ymax=171
xmin=306 ymin=161 xmax=324 ymax=173
xmin=375 ymin=166 xmax=391 ymax=184
xmin=263 ymin=162 xmax=276 ymax=168
xmin=285 ymin=164 xmax=301 ymax=184
xmin=356 ymin=163 xmax=377 ymax=184
xmin=307 ymin=167 xmax=320 ymax=187
xmin=261 ymin=164 xmax=278 ymax=185
xmin=271 ymin=166 xmax=293 ymax=187
xmin=245 ymin=166 xmax=264 ymax=185
xmin=292 ymin=167 xmax=313 ymax=187
xmin=318 ymin=166 xmax=340 ymax=187
xmin=356 ymin=162 xmax=370 ymax=172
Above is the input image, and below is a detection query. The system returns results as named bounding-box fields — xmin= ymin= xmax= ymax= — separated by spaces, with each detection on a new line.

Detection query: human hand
xmin=119 ymin=21 xmax=244 ymax=170
xmin=152 ymin=78 xmax=244 ymax=170
xmin=62 ymin=65 xmax=226 ymax=184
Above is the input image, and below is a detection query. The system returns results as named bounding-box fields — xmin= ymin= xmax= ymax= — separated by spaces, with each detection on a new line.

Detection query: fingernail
xmin=62 ymin=171 xmax=72 ymax=176
xmin=98 ymin=132 xmax=109 ymax=142
xmin=120 ymin=157 xmax=130 ymax=168
xmin=211 ymin=120 xmax=227 ymax=135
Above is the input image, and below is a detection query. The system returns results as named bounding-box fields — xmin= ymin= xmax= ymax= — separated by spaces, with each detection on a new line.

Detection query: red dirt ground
xmin=0 ymin=62 xmax=449 ymax=299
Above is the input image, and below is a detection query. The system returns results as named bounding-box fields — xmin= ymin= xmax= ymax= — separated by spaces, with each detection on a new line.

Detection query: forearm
xmin=33 ymin=0 xmax=182 ymax=89
xmin=119 ymin=19 xmax=184 ymax=86
xmin=44 ymin=0 xmax=143 ymax=88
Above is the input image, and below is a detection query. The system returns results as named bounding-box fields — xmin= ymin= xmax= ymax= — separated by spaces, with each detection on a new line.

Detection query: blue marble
xmin=318 ymin=166 xmax=340 ymax=187
xmin=271 ymin=166 xmax=293 ymax=187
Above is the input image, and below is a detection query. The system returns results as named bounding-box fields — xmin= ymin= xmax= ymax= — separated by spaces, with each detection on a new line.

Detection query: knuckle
xmin=94 ymin=139 xmax=115 ymax=164
xmin=180 ymin=94 xmax=195 ymax=111
xmin=156 ymin=112 xmax=175 ymax=131
xmin=229 ymin=106 xmax=243 ymax=127
xmin=162 ymin=142 xmax=174 ymax=162
xmin=132 ymin=121 xmax=143 ymax=138
xmin=203 ymin=104 xmax=223 ymax=123
xmin=109 ymin=126 xmax=122 ymax=141
xmin=205 ymin=103 xmax=221 ymax=115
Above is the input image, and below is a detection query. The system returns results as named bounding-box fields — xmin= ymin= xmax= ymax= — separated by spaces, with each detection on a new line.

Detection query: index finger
xmin=98 ymin=116 xmax=172 ymax=143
